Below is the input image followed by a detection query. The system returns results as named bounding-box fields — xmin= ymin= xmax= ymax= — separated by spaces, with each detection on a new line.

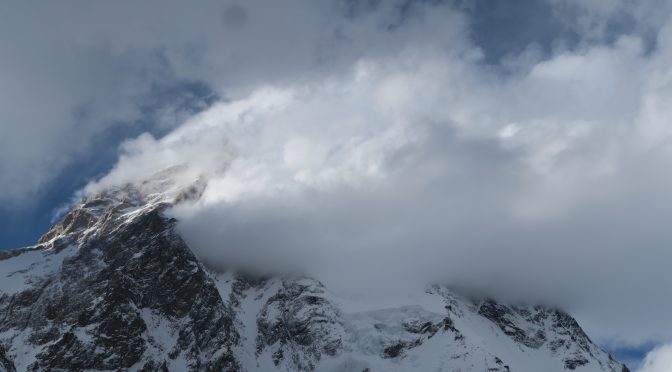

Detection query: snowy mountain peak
xmin=39 ymin=165 xmax=205 ymax=246
xmin=0 ymin=184 xmax=629 ymax=371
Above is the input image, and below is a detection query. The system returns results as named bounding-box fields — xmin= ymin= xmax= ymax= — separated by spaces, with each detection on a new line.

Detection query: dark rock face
xmin=477 ymin=299 xmax=547 ymax=349
xmin=382 ymin=339 xmax=421 ymax=358
xmin=254 ymin=278 xmax=344 ymax=371
xmin=565 ymin=356 xmax=590 ymax=370
xmin=376 ymin=315 xmax=464 ymax=360
xmin=0 ymin=187 xmax=241 ymax=371
xmin=0 ymin=346 xmax=15 ymax=372
xmin=475 ymin=298 xmax=621 ymax=372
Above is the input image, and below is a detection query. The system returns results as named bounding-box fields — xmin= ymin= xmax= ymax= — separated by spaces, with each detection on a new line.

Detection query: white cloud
xmin=0 ymin=0 xmax=468 ymax=204
xmin=638 ymin=344 xmax=672 ymax=372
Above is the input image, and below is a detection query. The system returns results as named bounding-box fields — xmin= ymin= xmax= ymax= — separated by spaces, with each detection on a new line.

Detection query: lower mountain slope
xmin=0 ymin=181 xmax=629 ymax=372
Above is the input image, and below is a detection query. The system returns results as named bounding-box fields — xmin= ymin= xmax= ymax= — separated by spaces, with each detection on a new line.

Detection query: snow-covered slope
xmin=0 ymin=171 xmax=629 ymax=371
xmin=212 ymin=274 xmax=627 ymax=372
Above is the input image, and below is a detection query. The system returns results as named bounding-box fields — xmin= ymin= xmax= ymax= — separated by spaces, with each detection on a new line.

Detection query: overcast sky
xmin=1 ymin=1 xmax=672 ymax=370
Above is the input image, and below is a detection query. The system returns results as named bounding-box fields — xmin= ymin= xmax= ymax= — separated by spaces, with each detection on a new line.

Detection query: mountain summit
xmin=0 ymin=173 xmax=629 ymax=371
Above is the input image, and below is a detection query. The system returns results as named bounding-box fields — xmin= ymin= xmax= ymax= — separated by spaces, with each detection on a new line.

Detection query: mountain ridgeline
xmin=0 ymin=172 xmax=629 ymax=371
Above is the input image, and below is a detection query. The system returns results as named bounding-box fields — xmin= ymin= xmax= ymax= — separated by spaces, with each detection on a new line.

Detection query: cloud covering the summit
xmin=89 ymin=0 xmax=672 ymax=348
